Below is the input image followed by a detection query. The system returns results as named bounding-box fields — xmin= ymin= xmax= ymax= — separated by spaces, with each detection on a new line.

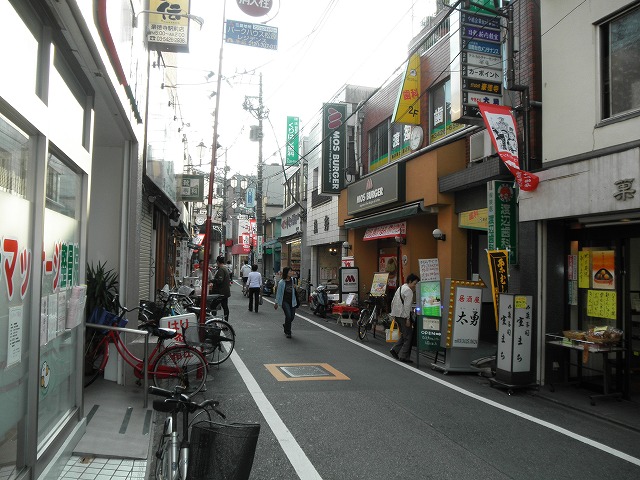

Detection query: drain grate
xmin=280 ymin=365 xmax=331 ymax=378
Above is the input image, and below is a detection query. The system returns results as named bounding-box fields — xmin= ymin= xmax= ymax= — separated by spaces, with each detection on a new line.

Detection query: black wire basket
xmin=187 ymin=421 xmax=261 ymax=480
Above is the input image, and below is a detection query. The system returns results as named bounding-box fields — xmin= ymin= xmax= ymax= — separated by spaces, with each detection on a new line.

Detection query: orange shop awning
xmin=363 ymin=222 xmax=406 ymax=241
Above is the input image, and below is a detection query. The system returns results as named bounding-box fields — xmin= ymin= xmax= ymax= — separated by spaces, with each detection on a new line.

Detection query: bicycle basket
xmin=87 ymin=307 xmax=128 ymax=329
xmin=187 ymin=421 xmax=261 ymax=480
xmin=182 ymin=324 xmax=222 ymax=349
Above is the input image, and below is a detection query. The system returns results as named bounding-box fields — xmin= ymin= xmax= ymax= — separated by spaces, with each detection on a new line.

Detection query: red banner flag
xmin=477 ymin=102 xmax=539 ymax=192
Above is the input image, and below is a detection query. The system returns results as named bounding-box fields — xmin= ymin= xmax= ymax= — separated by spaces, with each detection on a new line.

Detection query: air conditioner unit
xmin=469 ymin=130 xmax=496 ymax=163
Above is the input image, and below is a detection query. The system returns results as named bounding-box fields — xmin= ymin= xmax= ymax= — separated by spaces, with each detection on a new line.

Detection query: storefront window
xmin=0 ymin=114 xmax=35 ymax=476
xmin=289 ymin=240 xmax=301 ymax=278
xmin=37 ymin=152 xmax=82 ymax=449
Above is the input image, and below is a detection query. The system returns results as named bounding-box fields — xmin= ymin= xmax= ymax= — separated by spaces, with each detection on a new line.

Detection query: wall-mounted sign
xmin=321 ymin=103 xmax=347 ymax=194
xmin=450 ymin=2 xmax=504 ymax=125
xmin=236 ymin=0 xmax=273 ymax=17
xmin=340 ymin=267 xmax=359 ymax=294
xmin=346 ymin=162 xmax=405 ymax=215
xmin=392 ymin=53 xmax=421 ymax=125
xmin=286 ymin=116 xmax=299 ymax=165
xmin=177 ymin=174 xmax=204 ymax=202
xmin=226 ymin=20 xmax=278 ymax=50
xmin=147 ymin=0 xmax=193 ymax=53
xmin=487 ymin=181 xmax=517 ymax=264
xmin=459 ymin=208 xmax=488 ymax=230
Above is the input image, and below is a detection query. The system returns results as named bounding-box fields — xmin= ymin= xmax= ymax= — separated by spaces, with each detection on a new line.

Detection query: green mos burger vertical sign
xmin=322 ymin=103 xmax=346 ymax=194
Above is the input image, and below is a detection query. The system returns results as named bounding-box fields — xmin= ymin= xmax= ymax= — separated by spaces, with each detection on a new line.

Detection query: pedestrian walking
xmin=227 ymin=260 xmax=233 ymax=284
xmin=389 ymin=273 xmax=420 ymax=363
xmin=240 ymin=260 xmax=252 ymax=296
xmin=211 ymin=255 xmax=231 ymax=321
xmin=274 ymin=267 xmax=299 ymax=338
xmin=247 ymin=264 xmax=262 ymax=313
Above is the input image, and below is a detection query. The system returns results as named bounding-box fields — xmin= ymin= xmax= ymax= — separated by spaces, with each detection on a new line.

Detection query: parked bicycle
xmin=357 ymin=294 xmax=389 ymax=340
xmin=151 ymin=385 xmax=260 ymax=480
xmin=84 ymin=295 xmax=209 ymax=396
xmin=151 ymin=385 xmax=225 ymax=480
xmin=150 ymin=287 xmax=236 ymax=366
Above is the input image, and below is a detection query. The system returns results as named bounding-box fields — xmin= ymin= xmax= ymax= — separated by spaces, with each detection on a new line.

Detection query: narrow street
xmin=167 ymin=289 xmax=640 ymax=480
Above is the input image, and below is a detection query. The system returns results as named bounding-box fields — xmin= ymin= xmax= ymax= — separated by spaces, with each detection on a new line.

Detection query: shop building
xmin=304 ymin=86 xmax=376 ymax=295
xmin=0 ymin=0 xmax=149 ymax=477
xmin=520 ymin=0 xmax=640 ymax=401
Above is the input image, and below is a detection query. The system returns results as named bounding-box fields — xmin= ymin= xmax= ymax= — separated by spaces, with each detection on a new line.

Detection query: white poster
xmin=7 ymin=306 xmax=23 ymax=367
xmin=512 ymin=295 xmax=533 ymax=373
xmin=419 ymin=258 xmax=440 ymax=282
xmin=48 ymin=293 xmax=58 ymax=342
xmin=450 ymin=286 xmax=482 ymax=348
xmin=57 ymin=293 xmax=67 ymax=333
xmin=497 ymin=293 xmax=513 ymax=371
xmin=40 ymin=296 xmax=48 ymax=346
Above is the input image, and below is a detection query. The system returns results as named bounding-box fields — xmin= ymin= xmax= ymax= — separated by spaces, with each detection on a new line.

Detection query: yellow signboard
xmin=392 ymin=54 xmax=421 ymax=125
xmin=147 ymin=0 xmax=192 ymax=52
xmin=586 ymin=290 xmax=617 ymax=320
xmin=370 ymin=273 xmax=390 ymax=297
xmin=459 ymin=208 xmax=488 ymax=230
xmin=578 ymin=251 xmax=590 ymax=289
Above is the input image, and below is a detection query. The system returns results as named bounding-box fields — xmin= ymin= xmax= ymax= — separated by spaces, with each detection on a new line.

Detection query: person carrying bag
xmin=389 ymin=273 xmax=420 ymax=363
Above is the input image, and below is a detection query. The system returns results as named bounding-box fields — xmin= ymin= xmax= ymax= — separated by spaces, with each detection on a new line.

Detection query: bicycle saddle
xmin=139 ymin=321 xmax=178 ymax=339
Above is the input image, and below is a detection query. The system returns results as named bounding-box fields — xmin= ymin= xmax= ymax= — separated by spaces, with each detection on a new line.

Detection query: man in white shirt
xmin=240 ymin=260 xmax=252 ymax=296
xmin=247 ymin=264 xmax=263 ymax=313
xmin=389 ymin=273 xmax=420 ymax=363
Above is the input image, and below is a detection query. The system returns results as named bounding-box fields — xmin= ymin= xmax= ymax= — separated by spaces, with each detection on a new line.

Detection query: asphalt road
xmin=152 ymin=286 xmax=640 ymax=480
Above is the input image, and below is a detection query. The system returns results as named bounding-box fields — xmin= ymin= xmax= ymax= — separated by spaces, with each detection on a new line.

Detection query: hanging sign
xmin=478 ymin=102 xmax=539 ymax=191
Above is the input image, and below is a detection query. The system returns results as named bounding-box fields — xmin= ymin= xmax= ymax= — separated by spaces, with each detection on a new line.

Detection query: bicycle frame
xmin=92 ymin=329 xmax=165 ymax=378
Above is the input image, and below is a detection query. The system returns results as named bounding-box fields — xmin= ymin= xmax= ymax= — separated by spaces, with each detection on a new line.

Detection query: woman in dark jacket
xmin=274 ymin=267 xmax=298 ymax=338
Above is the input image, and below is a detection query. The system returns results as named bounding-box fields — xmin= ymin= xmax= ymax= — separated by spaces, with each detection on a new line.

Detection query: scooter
xmin=309 ymin=284 xmax=329 ymax=318
xmin=262 ymin=277 xmax=275 ymax=296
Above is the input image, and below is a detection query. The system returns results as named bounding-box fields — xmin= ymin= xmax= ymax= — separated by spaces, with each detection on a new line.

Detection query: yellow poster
xmin=586 ymin=290 xmax=617 ymax=320
xmin=392 ymin=54 xmax=421 ymax=125
xmin=592 ymin=250 xmax=615 ymax=290
xmin=370 ymin=273 xmax=389 ymax=297
xmin=578 ymin=251 xmax=590 ymax=289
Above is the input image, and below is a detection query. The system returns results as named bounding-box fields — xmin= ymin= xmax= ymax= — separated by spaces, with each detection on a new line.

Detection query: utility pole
xmin=243 ymin=72 xmax=268 ymax=270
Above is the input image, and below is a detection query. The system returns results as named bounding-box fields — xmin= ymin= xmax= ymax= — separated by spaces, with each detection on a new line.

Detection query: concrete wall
xmin=541 ymin=0 xmax=640 ymax=162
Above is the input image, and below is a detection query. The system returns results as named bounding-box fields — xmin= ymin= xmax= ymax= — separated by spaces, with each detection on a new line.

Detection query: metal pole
xmin=200 ymin=0 xmax=226 ymax=324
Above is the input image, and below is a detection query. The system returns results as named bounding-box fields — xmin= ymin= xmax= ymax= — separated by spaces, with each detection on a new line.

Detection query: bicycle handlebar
xmin=148 ymin=386 xmax=226 ymax=418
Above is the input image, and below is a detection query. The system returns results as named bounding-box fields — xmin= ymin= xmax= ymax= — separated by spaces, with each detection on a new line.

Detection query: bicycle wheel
xmin=84 ymin=339 xmax=108 ymax=388
xmin=155 ymin=417 xmax=172 ymax=480
xmin=357 ymin=309 xmax=370 ymax=340
xmin=152 ymin=346 xmax=208 ymax=397
xmin=201 ymin=320 xmax=235 ymax=366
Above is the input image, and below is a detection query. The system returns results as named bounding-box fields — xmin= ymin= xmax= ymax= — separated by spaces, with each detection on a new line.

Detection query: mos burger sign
xmin=237 ymin=0 xmax=273 ymax=17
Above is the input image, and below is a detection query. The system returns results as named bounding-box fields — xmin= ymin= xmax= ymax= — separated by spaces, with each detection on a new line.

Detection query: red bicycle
xmin=84 ymin=295 xmax=209 ymax=397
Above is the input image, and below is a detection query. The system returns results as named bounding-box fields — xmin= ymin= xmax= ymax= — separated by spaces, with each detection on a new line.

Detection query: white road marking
xmin=230 ymin=349 xmax=323 ymax=479
xmin=292 ymin=309 xmax=640 ymax=468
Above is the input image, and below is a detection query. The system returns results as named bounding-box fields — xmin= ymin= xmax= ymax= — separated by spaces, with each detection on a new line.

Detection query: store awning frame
xmin=344 ymin=201 xmax=434 ymax=230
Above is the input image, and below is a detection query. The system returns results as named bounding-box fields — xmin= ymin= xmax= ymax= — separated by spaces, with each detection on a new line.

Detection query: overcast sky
xmin=175 ymin=0 xmax=437 ymax=177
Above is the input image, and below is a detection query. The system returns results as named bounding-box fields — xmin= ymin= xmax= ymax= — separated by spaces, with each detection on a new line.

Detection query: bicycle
xmin=154 ymin=289 xmax=236 ymax=366
xmin=151 ymin=385 xmax=260 ymax=480
xmin=84 ymin=295 xmax=209 ymax=396
xmin=357 ymin=294 xmax=390 ymax=340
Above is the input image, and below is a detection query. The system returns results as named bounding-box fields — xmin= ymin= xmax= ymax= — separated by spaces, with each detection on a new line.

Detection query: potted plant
xmin=86 ymin=261 xmax=119 ymax=318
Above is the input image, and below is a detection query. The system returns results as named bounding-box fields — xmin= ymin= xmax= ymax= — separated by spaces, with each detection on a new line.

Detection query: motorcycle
xmin=309 ymin=284 xmax=329 ymax=318
xmin=262 ymin=277 xmax=275 ymax=296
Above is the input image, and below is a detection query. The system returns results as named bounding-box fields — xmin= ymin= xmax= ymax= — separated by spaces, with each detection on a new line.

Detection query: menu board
xmin=586 ymin=290 xmax=617 ymax=320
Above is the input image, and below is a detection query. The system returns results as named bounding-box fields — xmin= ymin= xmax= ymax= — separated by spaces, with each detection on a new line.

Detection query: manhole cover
xmin=280 ymin=365 xmax=331 ymax=378
xmin=264 ymin=363 xmax=350 ymax=382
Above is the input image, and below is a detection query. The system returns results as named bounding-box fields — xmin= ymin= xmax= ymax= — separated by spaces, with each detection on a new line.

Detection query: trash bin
xmin=187 ymin=421 xmax=261 ymax=480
